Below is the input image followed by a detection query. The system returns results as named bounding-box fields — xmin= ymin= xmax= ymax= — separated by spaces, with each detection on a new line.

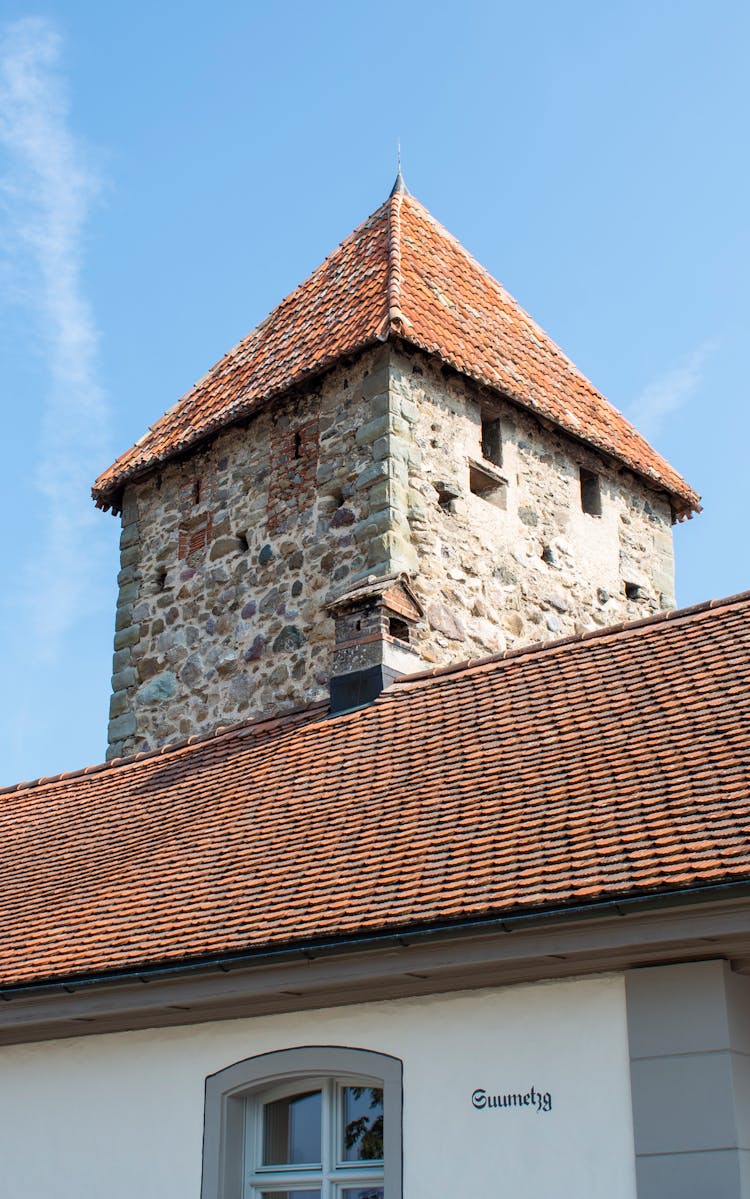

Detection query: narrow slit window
xmin=481 ymin=413 xmax=502 ymax=467
xmin=579 ymin=468 xmax=602 ymax=516
xmin=293 ymin=431 xmax=302 ymax=459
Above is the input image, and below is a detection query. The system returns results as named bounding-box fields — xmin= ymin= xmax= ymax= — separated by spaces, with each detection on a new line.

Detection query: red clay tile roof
xmin=1 ymin=591 xmax=748 ymax=989
xmin=92 ymin=183 xmax=699 ymax=517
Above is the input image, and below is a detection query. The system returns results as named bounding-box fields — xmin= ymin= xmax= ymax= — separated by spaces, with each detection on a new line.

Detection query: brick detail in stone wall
xmin=106 ymin=354 xmax=390 ymax=761
xmin=178 ymin=515 xmax=213 ymax=559
xmin=267 ymin=417 xmax=319 ymax=532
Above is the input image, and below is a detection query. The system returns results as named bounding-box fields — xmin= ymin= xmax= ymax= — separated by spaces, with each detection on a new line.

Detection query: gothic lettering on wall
xmin=471 ymin=1086 xmax=552 ymax=1114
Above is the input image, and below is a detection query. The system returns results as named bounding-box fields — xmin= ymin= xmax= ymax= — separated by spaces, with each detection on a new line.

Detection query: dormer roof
xmin=92 ymin=182 xmax=700 ymax=517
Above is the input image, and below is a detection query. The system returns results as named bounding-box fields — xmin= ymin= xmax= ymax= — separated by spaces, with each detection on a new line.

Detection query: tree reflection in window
xmin=343 ymin=1086 xmax=384 ymax=1161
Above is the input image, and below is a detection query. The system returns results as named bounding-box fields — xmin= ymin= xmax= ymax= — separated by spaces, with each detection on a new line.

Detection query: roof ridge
xmin=0 ymin=699 xmax=329 ymax=799
xmin=391 ymin=589 xmax=750 ymax=692
xmin=378 ymin=188 xmax=410 ymax=339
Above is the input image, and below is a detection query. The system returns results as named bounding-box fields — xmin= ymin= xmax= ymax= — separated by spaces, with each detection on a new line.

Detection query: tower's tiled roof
xmin=1 ymin=590 xmax=747 ymax=990
xmin=92 ymin=182 xmax=699 ymax=517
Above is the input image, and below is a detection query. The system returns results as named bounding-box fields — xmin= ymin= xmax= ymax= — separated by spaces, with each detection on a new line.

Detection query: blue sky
xmin=0 ymin=1 xmax=747 ymax=783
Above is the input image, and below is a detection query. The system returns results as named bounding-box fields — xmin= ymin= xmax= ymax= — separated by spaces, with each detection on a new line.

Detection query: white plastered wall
xmin=0 ymin=974 xmax=636 ymax=1199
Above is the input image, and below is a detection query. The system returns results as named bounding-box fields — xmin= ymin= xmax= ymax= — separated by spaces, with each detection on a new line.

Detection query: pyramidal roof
xmin=93 ymin=178 xmax=699 ymax=516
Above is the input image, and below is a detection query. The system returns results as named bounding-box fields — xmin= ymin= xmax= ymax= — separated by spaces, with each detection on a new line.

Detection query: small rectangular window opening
xmin=293 ymin=431 xmax=302 ymax=459
xmin=481 ymin=413 xmax=502 ymax=467
xmin=625 ymin=581 xmax=645 ymax=601
xmin=193 ymin=479 xmax=202 ymax=505
xmin=469 ymin=462 xmax=507 ymax=510
xmin=579 ymin=468 xmax=602 ymax=516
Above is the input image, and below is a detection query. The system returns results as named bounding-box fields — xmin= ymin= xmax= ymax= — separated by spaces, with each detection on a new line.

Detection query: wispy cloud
xmin=628 ymin=343 xmax=715 ymax=443
xmin=0 ymin=17 xmax=111 ymax=662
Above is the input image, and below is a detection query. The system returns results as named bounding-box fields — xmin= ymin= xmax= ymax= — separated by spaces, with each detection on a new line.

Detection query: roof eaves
xmin=5 ymin=875 xmax=750 ymax=998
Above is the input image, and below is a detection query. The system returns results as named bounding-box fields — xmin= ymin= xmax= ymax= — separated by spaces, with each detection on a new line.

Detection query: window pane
xmin=342 ymin=1086 xmax=384 ymax=1161
xmin=260 ymin=1192 xmax=321 ymax=1199
xmin=341 ymin=1189 xmax=384 ymax=1199
xmin=262 ymin=1089 xmax=322 ymax=1165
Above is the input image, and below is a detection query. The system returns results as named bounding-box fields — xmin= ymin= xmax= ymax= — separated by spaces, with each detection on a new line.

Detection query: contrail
xmin=0 ymin=16 xmax=111 ymax=663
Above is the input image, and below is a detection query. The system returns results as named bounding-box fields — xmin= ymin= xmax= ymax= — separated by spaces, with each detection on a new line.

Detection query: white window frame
xmin=201 ymin=1046 xmax=402 ymax=1199
xmin=245 ymin=1074 xmax=385 ymax=1196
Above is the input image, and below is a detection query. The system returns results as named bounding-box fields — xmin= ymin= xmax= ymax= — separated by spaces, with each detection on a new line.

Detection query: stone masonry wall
xmin=390 ymin=346 xmax=675 ymax=664
xmin=107 ymin=346 xmax=419 ymax=759
xmin=107 ymin=343 xmax=676 ymax=759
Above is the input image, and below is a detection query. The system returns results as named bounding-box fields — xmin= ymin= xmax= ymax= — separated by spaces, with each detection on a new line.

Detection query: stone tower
xmin=94 ymin=176 xmax=699 ymax=760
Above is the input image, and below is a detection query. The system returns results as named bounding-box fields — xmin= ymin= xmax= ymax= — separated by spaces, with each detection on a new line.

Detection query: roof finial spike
xmin=390 ymin=141 xmax=408 ymax=196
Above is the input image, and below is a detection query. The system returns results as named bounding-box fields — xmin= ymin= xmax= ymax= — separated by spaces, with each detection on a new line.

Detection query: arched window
xmin=201 ymin=1046 xmax=402 ymax=1199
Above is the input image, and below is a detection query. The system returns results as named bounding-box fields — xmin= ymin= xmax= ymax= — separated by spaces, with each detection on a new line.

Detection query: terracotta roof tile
xmin=1 ymin=592 xmax=748 ymax=989
xmin=92 ymin=187 xmax=699 ymax=516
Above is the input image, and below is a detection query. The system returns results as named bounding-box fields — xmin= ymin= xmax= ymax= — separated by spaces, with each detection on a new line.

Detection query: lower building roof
xmin=1 ymin=591 xmax=749 ymax=990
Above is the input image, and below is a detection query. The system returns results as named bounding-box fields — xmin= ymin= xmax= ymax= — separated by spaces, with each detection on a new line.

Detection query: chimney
xmin=326 ymin=573 xmax=425 ymax=714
